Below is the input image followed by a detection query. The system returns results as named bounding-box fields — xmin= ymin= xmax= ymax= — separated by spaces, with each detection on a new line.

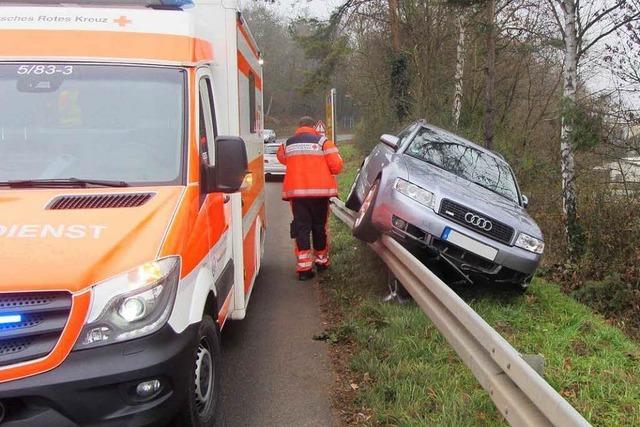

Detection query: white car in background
xmin=264 ymin=143 xmax=286 ymax=178
xmin=262 ymin=129 xmax=277 ymax=144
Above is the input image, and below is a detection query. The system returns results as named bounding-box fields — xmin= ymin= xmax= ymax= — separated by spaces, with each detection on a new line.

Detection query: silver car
xmin=264 ymin=143 xmax=286 ymax=177
xmin=345 ymin=121 xmax=544 ymax=290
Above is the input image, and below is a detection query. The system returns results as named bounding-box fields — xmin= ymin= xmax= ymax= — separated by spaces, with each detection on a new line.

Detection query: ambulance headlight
xmin=74 ymin=257 xmax=180 ymax=350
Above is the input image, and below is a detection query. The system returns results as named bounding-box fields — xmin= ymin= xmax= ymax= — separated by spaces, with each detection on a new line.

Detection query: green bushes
xmin=323 ymin=145 xmax=640 ymax=425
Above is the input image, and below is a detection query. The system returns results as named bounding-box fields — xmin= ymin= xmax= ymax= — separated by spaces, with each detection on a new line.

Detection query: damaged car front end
xmin=346 ymin=122 xmax=544 ymax=291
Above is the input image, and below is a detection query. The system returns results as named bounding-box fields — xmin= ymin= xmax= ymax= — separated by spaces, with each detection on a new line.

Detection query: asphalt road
xmin=218 ymin=181 xmax=337 ymax=427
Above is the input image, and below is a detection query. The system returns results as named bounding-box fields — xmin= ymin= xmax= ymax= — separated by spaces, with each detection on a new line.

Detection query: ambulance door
xmin=197 ymin=68 xmax=235 ymax=321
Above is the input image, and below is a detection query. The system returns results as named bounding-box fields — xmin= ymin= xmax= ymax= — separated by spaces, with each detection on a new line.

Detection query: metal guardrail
xmin=330 ymin=198 xmax=591 ymax=427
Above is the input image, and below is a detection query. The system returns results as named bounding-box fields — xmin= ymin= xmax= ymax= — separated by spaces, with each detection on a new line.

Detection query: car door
xmin=197 ymin=69 xmax=234 ymax=316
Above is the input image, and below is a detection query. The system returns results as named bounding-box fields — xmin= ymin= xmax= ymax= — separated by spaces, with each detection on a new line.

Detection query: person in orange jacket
xmin=277 ymin=116 xmax=344 ymax=281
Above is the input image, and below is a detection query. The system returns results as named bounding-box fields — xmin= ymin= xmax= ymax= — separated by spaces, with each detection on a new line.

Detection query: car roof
xmin=416 ymin=121 xmax=504 ymax=161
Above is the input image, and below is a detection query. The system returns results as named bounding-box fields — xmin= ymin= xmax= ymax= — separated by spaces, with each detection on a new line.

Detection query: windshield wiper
xmin=2 ymin=178 xmax=130 ymax=188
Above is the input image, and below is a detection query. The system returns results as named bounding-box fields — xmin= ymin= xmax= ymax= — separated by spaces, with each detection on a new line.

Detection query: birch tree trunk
xmin=484 ymin=0 xmax=496 ymax=149
xmin=560 ymin=0 xmax=580 ymax=259
xmin=452 ymin=13 xmax=466 ymax=129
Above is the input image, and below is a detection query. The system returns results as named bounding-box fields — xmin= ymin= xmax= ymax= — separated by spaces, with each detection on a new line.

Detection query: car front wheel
xmin=178 ymin=315 xmax=221 ymax=426
xmin=352 ymin=179 xmax=380 ymax=243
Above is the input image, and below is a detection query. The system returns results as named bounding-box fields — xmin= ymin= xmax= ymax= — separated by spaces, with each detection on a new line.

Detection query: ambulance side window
xmin=198 ymin=77 xmax=217 ymax=165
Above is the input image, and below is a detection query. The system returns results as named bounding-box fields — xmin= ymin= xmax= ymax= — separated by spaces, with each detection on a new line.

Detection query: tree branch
xmin=578 ymin=12 xmax=640 ymax=60
xmin=547 ymin=0 xmax=566 ymax=40
xmin=578 ymin=1 xmax=626 ymax=39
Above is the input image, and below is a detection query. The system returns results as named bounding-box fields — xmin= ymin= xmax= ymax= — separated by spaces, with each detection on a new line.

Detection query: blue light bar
xmin=0 ymin=1 xmax=194 ymax=8
xmin=160 ymin=0 xmax=194 ymax=6
xmin=0 ymin=314 xmax=22 ymax=325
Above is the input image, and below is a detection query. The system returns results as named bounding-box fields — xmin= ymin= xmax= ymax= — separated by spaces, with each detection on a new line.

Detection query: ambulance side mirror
xmin=203 ymin=136 xmax=249 ymax=194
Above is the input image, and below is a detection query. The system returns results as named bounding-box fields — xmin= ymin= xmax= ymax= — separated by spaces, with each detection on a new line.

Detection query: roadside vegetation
xmin=242 ymin=1 xmax=640 ymax=423
xmin=245 ymin=0 xmax=640 ymax=339
xmin=317 ymin=144 xmax=640 ymax=426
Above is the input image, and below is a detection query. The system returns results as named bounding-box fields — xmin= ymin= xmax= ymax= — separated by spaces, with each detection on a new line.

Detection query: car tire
xmin=353 ymin=179 xmax=380 ymax=243
xmin=177 ymin=315 xmax=222 ymax=427
xmin=345 ymin=169 xmax=362 ymax=211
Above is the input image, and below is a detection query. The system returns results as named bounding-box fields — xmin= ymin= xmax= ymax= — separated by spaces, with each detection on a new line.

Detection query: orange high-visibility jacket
xmin=277 ymin=127 xmax=343 ymax=200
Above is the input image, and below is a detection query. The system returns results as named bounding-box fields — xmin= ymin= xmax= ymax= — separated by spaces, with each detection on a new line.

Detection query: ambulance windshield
xmin=0 ymin=64 xmax=185 ymax=185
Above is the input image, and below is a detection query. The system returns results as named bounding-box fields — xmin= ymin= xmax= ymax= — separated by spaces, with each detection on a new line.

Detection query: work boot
xmin=315 ymin=262 xmax=329 ymax=272
xmin=298 ymin=270 xmax=316 ymax=281
xmin=314 ymin=249 xmax=330 ymax=272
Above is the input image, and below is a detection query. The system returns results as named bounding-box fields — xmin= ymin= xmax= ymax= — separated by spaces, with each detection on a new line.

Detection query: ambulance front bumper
xmin=0 ymin=323 xmax=198 ymax=426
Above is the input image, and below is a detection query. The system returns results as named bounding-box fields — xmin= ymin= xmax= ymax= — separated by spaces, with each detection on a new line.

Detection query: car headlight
xmin=394 ymin=178 xmax=435 ymax=209
xmin=515 ymin=233 xmax=545 ymax=255
xmin=74 ymin=257 xmax=180 ymax=350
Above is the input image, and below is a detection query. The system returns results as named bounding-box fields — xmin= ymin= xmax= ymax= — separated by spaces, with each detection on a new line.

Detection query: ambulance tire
xmin=352 ymin=179 xmax=380 ymax=243
xmin=179 ymin=315 xmax=221 ymax=427
xmin=345 ymin=169 xmax=363 ymax=211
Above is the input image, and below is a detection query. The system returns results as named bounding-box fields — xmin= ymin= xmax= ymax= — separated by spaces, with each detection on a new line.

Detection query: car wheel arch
xmin=203 ymin=291 xmax=218 ymax=323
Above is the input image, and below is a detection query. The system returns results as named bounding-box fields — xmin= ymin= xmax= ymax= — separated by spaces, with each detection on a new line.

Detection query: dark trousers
xmin=290 ymin=198 xmax=330 ymax=251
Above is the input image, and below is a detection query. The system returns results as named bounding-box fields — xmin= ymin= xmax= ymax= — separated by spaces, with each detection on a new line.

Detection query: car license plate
xmin=441 ymin=228 xmax=498 ymax=261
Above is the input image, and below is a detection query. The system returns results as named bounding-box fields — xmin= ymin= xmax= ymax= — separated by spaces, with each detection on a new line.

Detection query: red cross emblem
xmin=114 ymin=16 xmax=132 ymax=27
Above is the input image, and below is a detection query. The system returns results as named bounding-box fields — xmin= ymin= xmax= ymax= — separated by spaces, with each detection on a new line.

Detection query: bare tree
xmin=484 ymin=0 xmax=497 ymax=149
xmin=546 ymin=0 xmax=640 ymax=259
xmin=453 ymin=13 xmax=467 ymax=128
xmin=389 ymin=0 xmax=400 ymax=52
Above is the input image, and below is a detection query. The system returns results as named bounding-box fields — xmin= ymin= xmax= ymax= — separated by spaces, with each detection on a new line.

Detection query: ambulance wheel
xmin=180 ymin=315 xmax=221 ymax=427
xmin=345 ymin=169 xmax=363 ymax=211
xmin=353 ymin=179 xmax=380 ymax=243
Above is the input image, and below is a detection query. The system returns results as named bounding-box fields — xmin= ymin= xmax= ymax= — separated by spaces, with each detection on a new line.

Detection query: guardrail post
xmin=383 ymin=270 xmax=410 ymax=304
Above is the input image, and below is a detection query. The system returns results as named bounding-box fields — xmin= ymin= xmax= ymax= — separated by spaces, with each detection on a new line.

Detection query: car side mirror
xmin=380 ymin=134 xmax=400 ymax=150
xmin=522 ymin=195 xmax=529 ymax=208
xmin=203 ymin=136 xmax=249 ymax=194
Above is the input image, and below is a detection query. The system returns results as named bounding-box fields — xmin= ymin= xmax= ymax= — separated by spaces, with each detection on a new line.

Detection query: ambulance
xmin=0 ymin=0 xmax=265 ymax=425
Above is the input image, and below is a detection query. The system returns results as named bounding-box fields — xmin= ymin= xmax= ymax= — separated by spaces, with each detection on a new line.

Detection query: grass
xmin=320 ymin=143 xmax=640 ymax=426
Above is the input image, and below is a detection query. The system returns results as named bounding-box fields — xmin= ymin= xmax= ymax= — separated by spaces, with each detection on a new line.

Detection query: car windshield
xmin=406 ymin=128 xmax=520 ymax=203
xmin=0 ymin=64 xmax=185 ymax=185
xmin=265 ymin=145 xmax=279 ymax=155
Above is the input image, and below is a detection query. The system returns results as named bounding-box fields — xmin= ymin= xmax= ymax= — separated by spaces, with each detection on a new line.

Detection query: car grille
xmin=47 ymin=193 xmax=154 ymax=210
xmin=439 ymin=199 xmax=515 ymax=245
xmin=0 ymin=292 xmax=72 ymax=367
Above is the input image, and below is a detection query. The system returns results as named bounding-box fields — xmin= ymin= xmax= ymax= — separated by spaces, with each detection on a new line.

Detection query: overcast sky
xmin=240 ymin=0 xmax=342 ymax=19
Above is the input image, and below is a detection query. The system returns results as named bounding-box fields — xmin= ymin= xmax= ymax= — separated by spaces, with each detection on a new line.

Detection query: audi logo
xmin=464 ymin=213 xmax=493 ymax=231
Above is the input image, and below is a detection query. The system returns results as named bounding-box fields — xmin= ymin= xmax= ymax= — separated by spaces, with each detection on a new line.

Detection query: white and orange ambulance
xmin=0 ymin=0 xmax=265 ymax=425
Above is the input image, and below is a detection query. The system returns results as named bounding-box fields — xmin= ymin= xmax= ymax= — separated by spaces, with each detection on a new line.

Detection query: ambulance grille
xmin=47 ymin=193 xmax=154 ymax=210
xmin=0 ymin=292 xmax=72 ymax=367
